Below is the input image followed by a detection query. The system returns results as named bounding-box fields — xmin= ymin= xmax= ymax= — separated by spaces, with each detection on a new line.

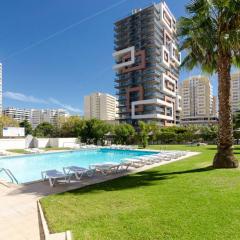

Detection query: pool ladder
xmin=0 ymin=168 xmax=18 ymax=184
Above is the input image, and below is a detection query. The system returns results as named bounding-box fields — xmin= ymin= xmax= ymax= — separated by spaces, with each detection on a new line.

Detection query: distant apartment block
xmin=84 ymin=92 xmax=117 ymax=121
xmin=3 ymin=108 xmax=31 ymax=123
xmin=30 ymin=109 xmax=69 ymax=128
xmin=180 ymin=76 xmax=218 ymax=125
xmin=3 ymin=108 xmax=69 ymax=128
xmin=113 ymin=1 xmax=181 ymax=126
xmin=231 ymin=72 xmax=240 ymax=113
xmin=0 ymin=63 xmax=2 ymax=115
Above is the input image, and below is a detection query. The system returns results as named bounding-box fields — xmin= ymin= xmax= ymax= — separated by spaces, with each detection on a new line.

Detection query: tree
xmin=114 ymin=124 xmax=135 ymax=145
xmin=81 ymin=119 xmax=111 ymax=145
xmin=148 ymin=121 xmax=160 ymax=143
xmin=178 ymin=0 xmax=240 ymax=168
xmin=157 ymin=128 xmax=177 ymax=144
xmin=0 ymin=116 xmax=19 ymax=137
xmin=199 ymin=126 xmax=218 ymax=143
xmin=233 ymin=111 xmax=240 ymax=130
xmin=19 ymin=120 xmax=32 ymax=135
xmin=60 ymin=116 xmax=86 ymax=137
xmin=33 ymin=122 xmax=55 ymax=137
xmin=137 ymin=121 xmax=150 ymax=148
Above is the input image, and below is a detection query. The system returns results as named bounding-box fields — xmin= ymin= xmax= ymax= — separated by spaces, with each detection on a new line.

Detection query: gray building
xmin=113 ymin=1 xmax=181 ymax=126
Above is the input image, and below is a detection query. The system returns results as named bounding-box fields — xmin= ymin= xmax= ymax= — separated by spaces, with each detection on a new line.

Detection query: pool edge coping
xmin=37 ymin=151 xmax=201 ymax=239
xmin=0 ymin=148 xmax=162 ymax=185
xmin=37 ymin=200 xmax=72 ymax=240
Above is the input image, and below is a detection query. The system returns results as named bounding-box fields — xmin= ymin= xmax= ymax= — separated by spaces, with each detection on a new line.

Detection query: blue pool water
xmin=0 ymin=149 xmax=156 ymax=183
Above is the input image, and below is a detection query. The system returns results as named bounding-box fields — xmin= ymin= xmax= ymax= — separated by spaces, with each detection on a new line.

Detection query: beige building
xmin=180 ymin=75 xmax=218 ymax=125
xmin=231 ymin=72 xmax=240 ymax=112
xmin=0 ymin=63 xmax=2 ymax=115
xmin=84 ymin=92 xmax=117 ymax=121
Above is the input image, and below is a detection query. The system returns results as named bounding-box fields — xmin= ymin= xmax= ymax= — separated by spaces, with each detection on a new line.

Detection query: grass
xmin=41 ymin=147 xmax=71 ymax=151
xmin=7 ymin=149 xmax=30 ymax=154
xmin=7 ymin=147 xmax=71 ymax=154
xmin=41 ymin=145 xmax=240 ymax=240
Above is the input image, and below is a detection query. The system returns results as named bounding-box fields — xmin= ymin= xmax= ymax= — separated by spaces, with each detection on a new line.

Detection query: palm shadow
xmin=61 ymin=166 xmax=214 ymax=196
xmin=7 ymin=165 xmax=214 ymax=197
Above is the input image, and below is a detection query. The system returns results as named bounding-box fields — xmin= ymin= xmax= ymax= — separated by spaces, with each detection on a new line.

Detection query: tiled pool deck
xmin=0 ymin=151 xmax=199 ymax=240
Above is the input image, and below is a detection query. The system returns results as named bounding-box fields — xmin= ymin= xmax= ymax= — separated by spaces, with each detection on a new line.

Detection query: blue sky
xmin=1 ymin=0 xmax=218 ymax=114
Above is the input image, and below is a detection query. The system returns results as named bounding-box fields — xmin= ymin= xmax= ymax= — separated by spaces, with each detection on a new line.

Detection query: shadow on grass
xmin=208 ymin=147 xmax=240 ymax=154
xmin=207 ymin=147 xmax=218 ymax=151
xmin=63 ymin=166 xmax=214 ymax=195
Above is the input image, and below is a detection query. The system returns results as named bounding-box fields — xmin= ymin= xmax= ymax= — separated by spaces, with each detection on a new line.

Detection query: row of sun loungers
xmin=25 ymin=148 xmax=45 ymax=153
xmin=105 ymin=145 xmax=136 ymax=150
xmin=0 ymin=150 xmax=11 ymax=156
xmin=78 ymin=145 xmax=102 ymax=149
xmin=41 ymin=150 xmax=187 ymax=187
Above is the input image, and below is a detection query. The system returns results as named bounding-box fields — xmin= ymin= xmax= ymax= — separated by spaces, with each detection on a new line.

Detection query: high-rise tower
xmin=113 ymin=1 xmax=181 ymax=126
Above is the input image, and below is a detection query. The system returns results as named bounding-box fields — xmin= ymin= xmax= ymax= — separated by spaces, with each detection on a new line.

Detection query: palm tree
xmin=178 ymin=0 xmax=240 ymax=168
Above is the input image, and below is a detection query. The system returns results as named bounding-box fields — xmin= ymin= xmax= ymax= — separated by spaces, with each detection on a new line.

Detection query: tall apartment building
xmin=0 ymin=63 xmax=2 ymax=115
xmin=3 ymin=108 xmax=69 ymax=128
xmin=113 ymin=1 xmax=181 ymax=126
xmin=3 ymin=108 xmax=31 ymax=122
xmin=231 ymin=72 xmax=240 ymax=113
xmin=84 ymin=92 xmax=117 ymax=121
xmin=180 ymin=76 xmax=218 ymax=125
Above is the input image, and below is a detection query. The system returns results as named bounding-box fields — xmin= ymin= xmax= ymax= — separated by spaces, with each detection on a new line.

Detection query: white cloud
xmin=49 ymin=98 xmax=82 ymax=113
xmin=3 ymin=91 xmax=82 ymax=114
xmin=4 ymin=91 xmax=47 ymax=104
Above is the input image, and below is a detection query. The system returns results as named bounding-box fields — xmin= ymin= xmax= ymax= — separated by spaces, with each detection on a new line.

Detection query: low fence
xmin=0 ymin=137 xmax=78 ymax=150
xmin=0 ymin=138 xmax=26 ymax=150
xmin=49 ymin=138 xmax=77 ymax=148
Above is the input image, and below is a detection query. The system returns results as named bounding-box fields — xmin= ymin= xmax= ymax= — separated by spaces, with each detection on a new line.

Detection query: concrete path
xmin=0 ymin=152 xmax=199 ymax=240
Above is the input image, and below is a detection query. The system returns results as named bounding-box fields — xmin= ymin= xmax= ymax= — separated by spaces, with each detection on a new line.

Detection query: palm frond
xmin=178 ymin=0 xmax=240 ymax=73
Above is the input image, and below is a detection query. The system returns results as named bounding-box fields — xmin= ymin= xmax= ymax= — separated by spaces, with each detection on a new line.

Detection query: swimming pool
xmin=0 ymin=148 xmax=157 ymax=183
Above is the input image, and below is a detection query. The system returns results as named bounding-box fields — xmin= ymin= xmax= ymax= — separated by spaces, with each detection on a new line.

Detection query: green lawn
xmin=7 ymin=149 xmax=31 ymax=154
xmin=41 ymin=145 xmax=240 ymax=240
xmin=7 ymin=147 xmax=71 ymax=154
xmin=41 ymin=147 xmax=71 ymax=151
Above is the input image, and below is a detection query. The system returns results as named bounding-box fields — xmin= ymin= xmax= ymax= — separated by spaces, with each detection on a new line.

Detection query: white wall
xmin=0 ymin=137 xmax=78 ymax=150
xmin=49 ymin=138 xmax=77 ymax=148
xmin=0 ymin=139 xmax=26 ymax=150
xmin=33 ymin=138 xmax=50 ymax=148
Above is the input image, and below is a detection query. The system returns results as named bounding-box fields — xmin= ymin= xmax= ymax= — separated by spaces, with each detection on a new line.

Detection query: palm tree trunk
xmin=213 ymin=53 xmax=239 ymax=168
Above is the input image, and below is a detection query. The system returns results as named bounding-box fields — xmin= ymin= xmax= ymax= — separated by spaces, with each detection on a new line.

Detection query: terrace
xmin=1 ymin=145 xmax=240 ymax=239
xmin=0 ymin=146 xmax=195 ymax=239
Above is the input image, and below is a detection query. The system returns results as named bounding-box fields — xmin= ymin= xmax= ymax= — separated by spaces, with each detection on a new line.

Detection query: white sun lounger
xmin=89 ymin=162 xmax=121 ymax=175
xmin=122 ymin=158 xmax=145 ymax=168
xmin=136 ymin=155 xmax=162 ymax=164
xmin=25 ymin=148 xmax=45 ymax=154
xmin=132 ymin=156 xmax=154 ymax=165
xmin=0 ymin=150 xmax=11 ymax=156
xmin=150 ymin=153 xmax=174 ymax=161
xmin=63 ymin=166 xmax=95 ymax=180
xmin=41 ymin=169 xmax=70 ymax=187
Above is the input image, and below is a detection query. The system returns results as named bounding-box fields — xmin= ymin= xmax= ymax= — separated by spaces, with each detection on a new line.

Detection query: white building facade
xmin=3 ymin=108 xmax=31 ymax=122
xmin=180 ymin=75 xmax=218 ymax=125
xmin=3 ymin=108 xmax=69 ymax=128
xmin=231 ymin=72 xmax=240 ymax=113
xmin=84 ymin=92 xmax=117 ymax=121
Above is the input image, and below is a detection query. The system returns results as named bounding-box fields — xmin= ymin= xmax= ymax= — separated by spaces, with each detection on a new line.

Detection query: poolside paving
xmin=0 ymin=151 xmax=199 ymax=240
